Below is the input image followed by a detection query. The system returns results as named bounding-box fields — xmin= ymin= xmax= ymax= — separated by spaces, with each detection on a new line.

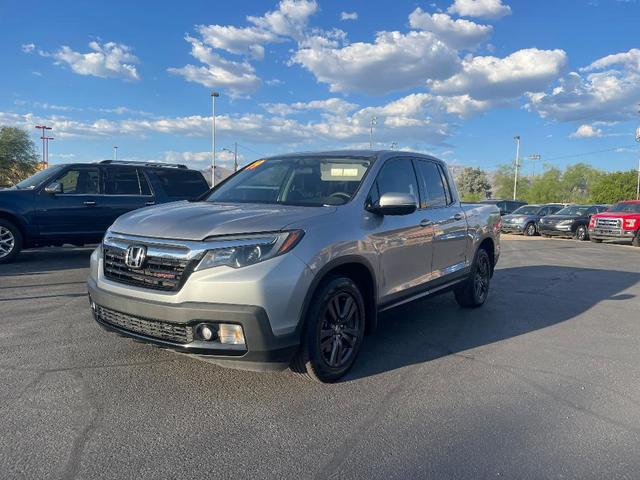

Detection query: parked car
xmin=539 ymin=204 xmax=609 ymax=241
xmin=0 ymin=160 xmax=210 ymax=263
xmin=478 ymin=199 xmax=527 ymax=216
xmin=87 ymin=150 xmax=501 ymax=382
xmin=501 ymin=203 xmax=566 ymax=236
xmin=588 ymin=200 xmax=640 ymax=246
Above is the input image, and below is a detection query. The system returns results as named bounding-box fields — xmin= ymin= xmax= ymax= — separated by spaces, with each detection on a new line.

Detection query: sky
xmin=1 ymin=0 xmax=639 ymax=174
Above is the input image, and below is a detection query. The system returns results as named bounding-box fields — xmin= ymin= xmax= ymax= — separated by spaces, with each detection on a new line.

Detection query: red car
xmin=588 ymin=200 xmax=640 ymax=246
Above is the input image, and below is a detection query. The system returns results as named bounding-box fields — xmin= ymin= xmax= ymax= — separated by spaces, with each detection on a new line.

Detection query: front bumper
xmin=588 ymin=228 xmax=636 ymax=242
xmin=87 ymin=277 xmax=300 ymax=371
xmin=538 ymin=225 xmax=573 ymax=236
xmin=501 ymin=223 xmax=525 ymax=233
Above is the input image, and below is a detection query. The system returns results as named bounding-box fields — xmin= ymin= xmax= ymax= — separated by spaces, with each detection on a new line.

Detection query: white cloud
xmin=46 ymin=41 xmax=140 ymax=81
xmin=163 ymin=149 xmax=245 ymax=169
xmin=408 ymin=8 xmax=492 ymax=50
xmin=261 ymin=98 xmax=359 ymax=116
xmin=265 ymin=78 xmax=284 ymax=86
xmin=168 ymin=36 xmax=261 ymax=96
xmin=292 ymin=30 xmax=460 ymax=94
xmin=570 ymin=124 xmax=603 ymax=138
xmin=429 ymin=48 xmax=567 ymax=100
xmin=526 ymin=49 xmax=640 ymax=122
xmin=21 ymin=43 xmax=36 ymax=53
xmin=247 ymin=0 xmax=318 ymax=40
xmin=447 ymin=0 xmax=512 ymax=19
xmin=340 ymin=11 xmax=358 ymax=21
xmin=196 ymin=24 xmax=276 ymax=60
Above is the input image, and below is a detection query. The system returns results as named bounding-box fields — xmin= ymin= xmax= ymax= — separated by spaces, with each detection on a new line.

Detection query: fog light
xmin=218 ymin=324 xmax=245 ymax=345
xmin=200 ymin=325 xmax=214 ymax=341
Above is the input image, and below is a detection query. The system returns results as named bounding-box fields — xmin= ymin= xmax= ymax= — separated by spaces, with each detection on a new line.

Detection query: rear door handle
xmin=453 ymin=213 xmax=463 ymax=221
xmin=420 ymin=219 xmax=433 ymax=227
xmin=83 ymin=201 xmax=96 ymax=206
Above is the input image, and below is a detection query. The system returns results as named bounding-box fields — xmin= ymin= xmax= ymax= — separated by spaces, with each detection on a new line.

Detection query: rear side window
xmin=152 ymin=169 xmax=209 ymax=198
xmin=368 ymin=158 xmax=419 ymax=206
xmin=104 ymin=167 xmax=151 ymax=195
xmin=415 ymin=160 xmax=447 ymax=208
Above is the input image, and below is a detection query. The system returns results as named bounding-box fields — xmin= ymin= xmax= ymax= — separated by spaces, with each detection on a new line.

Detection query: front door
xmin=36 ymin=166 xmax=104 ymax=239
xmin=364 ymin=157 xmax=432 ymax=303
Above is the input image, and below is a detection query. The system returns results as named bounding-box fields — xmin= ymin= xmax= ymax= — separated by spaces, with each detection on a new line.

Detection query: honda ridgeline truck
xmin=588 ymin=200 xmax=640 ymax=246
xmin=87 ymin=151 xmax=501 ymax=382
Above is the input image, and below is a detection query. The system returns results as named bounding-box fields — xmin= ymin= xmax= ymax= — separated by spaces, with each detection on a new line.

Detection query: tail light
xmin=623 ymin=218 xmax=637 ymax=230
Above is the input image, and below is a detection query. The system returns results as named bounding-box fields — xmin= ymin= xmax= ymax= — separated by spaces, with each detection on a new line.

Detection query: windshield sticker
xmin=245 ymin=159 xmax=266 ymax=171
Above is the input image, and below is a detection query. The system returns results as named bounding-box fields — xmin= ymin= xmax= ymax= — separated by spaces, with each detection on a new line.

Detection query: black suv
xmin=538 ymin=204 xmax=610 ymax=241
xmin=479 ymin=199 xmax=527 ymax=216
xmin=0 ymin=161 xmax=209 ymax=263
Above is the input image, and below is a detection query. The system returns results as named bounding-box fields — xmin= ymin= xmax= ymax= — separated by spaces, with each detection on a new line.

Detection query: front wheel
xmin=574 ymin=225 xmax=588 ymax=241
xmin=291 ymin=276 xmax=366 ymax=382
xmin=523 ymin=222 xmax=537 ymax=237
xmin=0 ymin=220 xmax=23 ymax=264
xmin=454 ymin=248 xmax=491 ymax=308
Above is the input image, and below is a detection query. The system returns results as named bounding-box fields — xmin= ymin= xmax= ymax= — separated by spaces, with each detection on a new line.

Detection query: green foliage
xmin=0 ymin=126 xmax=40 ymax=186
xmin=492 ymin=164 xmax=530 ymax=200
xmin=527 ymin=167 xmax=563 ymax=203
xmin=589 ymin=170 xmax=638 ymax=203
xmin=561 ymin=163 xmax=602 ymax=202
xmin=456 ymin=167 xmax=492 ymax=202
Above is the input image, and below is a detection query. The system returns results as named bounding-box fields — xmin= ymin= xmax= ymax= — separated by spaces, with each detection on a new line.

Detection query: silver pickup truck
xmin=87 ymin=150 xmax=501 ymax=382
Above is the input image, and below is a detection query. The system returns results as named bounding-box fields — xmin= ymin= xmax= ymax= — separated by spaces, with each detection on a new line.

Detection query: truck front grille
xmin=596 ymin=218 xmax=621 ymax=228
xmin=103 ymin=246 xmax=195 ymax=292
xmin=96 ymin=304 xmax=193 ymax=344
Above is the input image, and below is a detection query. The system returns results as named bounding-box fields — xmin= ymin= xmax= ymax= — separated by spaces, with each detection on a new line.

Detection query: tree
xmin=589 ymin=170 xmax=638 ymax=203
xmin=527 ymin=167 xmax=563 ymax=203
xmin=561 ymin=163 xmax=602 ymax=203
xmin=492 ymin=164 xmax=530 ymax=200
xmin=456 ymin=167 xmax=492 ymax=201
xmin=0 ymin=126 xmax=40 ymax=186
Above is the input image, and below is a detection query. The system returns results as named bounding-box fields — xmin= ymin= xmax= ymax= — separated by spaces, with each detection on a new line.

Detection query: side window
xmin=54 ymin=168 xmax=100 ymax=194
xmin=368 ymin=158 xmax=419 ymax=206
xmin=549 ymin=206 xmax=562 ymax=215
xmin=497 ymin=201 xmax=507 ymax=214
xmin=415 ymin=160 xmax=447 ymax=208
xmin=437 ymin=164 xmax=453 ymax=204
xmin=138 ymin=169 xmax=152 ymax=196
xmin=586 ymin=206 xmax=597 ymax=215
xmin=104 ymin=167 xmax=144 ymax=195
xmin=152 ymin=169 xmax=210 ymax=198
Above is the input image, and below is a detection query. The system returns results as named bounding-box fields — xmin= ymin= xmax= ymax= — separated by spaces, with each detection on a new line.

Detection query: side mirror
xmin=44 ymin=182 xmax=62 ymax=195
xmin=368 ymin=193 xmax=417 ymax=216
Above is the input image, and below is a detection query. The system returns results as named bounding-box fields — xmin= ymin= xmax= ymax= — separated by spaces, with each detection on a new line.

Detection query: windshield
xmin=512 ymin=206 xmax=540 ymax=215
xmin=206 ymin=156 xmax=372 ymax=206
xmin=14 ymin=165 xmax=64 ymax=190
xmin=608 ymin=202 xmax=640 ymax=213
xmin=555 ymin=206 xmax=591 ymax=216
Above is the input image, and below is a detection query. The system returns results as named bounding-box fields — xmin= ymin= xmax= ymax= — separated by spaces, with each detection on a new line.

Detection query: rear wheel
xmin=0 ymin=220 xmax=22 ymax=264
xmin=574 ymin=225 xmax=588 ymax=241
xmin=291 ymin=276 xmax=365 ymax=383
xmin=524 ymin=222 xmax=537 ymax=237
xmin=454 ymin=248 xmax=491 ymax=308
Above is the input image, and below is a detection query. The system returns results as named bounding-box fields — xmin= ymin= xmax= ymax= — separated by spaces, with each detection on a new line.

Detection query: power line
xmin=543 ymin=144 xmax=638 ymax=162
xmin=235 ymin=143 xmax=267 ymax=158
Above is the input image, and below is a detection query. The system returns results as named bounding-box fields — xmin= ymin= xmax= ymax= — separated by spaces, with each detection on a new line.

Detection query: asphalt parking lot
xmin=1 ymin=237 xmax=639 ymax=479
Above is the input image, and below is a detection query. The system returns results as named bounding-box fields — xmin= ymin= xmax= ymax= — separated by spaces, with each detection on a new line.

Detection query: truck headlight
xmin=194 ymin=230 xmax=304 ymax=271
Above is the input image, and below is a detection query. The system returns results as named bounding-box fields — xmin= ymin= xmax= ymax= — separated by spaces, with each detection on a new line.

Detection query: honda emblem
xmin=124 ymin=245 xmax=147 ymax=269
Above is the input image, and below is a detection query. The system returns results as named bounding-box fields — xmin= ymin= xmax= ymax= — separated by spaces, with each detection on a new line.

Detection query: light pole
xmin=635 ymin=126 xmax=640 ymax=200
xmin=528 ymin=154 xmax=541 ymax=177
xmin=113 ymin=146 xmax=118 ymax=161
xmin=369 ymin=116 xmax=377 ymax=149
xmin=35 ymin=125 xmax=52 ymax=166
xmin=211 ymin=91 xmax=220 ymax=186
xmin=513 ymin=135 xmax=521 ymax=201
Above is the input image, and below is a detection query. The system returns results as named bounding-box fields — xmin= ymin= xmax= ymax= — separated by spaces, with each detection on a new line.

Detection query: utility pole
xmin=635 ymin=126 xmax=640 ymax=200
xmin=369 ymin=116 xmax=377 ymax=149
xmin=35 ymin=125 xmax=53 ymax=167
xmin=528 ymin=154 xmax=541 ymax=177
xmin=113 ymin=146 xmax=118 ymax=161
xmin=513 ymin=135 xmax=521 ymax=201
xmin=390 ymin=142 xmax=398 ymax=150
xmin=233 ymin=142 xmax=238 ymax=172
xmin=211 ymin=91 xmax=220 ymax=186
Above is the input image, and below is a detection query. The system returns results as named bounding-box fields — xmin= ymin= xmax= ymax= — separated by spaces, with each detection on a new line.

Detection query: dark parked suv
xmin=479 ymin=199 xmax=527 ymax=216
xmin=539 ymin=204 xmax=609 ymax=241
xmin=0 ymin=161 xmax=209 ymax=263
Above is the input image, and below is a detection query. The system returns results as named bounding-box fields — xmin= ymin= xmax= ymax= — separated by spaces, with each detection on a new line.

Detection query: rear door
xmin=100 ymin=166 xmax=156 ymax=230
xmin=414 ymin=159 xmax=469 ymax=281
xmin=36 ymin=166 xmax=103 ymax=238
xmin=365 ymin=157 xmax=432 ymax=302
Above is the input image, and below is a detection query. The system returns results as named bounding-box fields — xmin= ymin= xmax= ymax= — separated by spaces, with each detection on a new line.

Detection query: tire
xmin=454 ymin=248 xmax=491 ymax=309
xmin=0 ymin=219 xmax=23 ymax=264
xmin=633 ymin=230 xmax=640 ymax=247
xmin=541 ymin=234 xmax=551 ymax=238
xmin=523 ymin=222 xmax=537 ymax=237
xmin=574 ymin=225 xmax=588 ymax=241
xmin=590 ymin=238 xmax=602 ymax=243
xmin=291 ymin=276 xmax=366 ymax=383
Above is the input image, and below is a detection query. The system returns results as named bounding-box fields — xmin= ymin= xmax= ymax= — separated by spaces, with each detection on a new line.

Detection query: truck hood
xmin=109 ymin=201 xmax=337 ymax=241
xmin=594 ymin=212 xmax=639 ymax=219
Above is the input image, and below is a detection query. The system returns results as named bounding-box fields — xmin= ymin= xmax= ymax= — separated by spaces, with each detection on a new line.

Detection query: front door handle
xmin=420 ymin=219 xmax=433 ymax=227
xmin=83 ymin=201 xmax=96 ymax=206
xmin=453 ymin=213 xmax=463 ymax=221
xmin=145 ymin=201 xmax=156 ymax=206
